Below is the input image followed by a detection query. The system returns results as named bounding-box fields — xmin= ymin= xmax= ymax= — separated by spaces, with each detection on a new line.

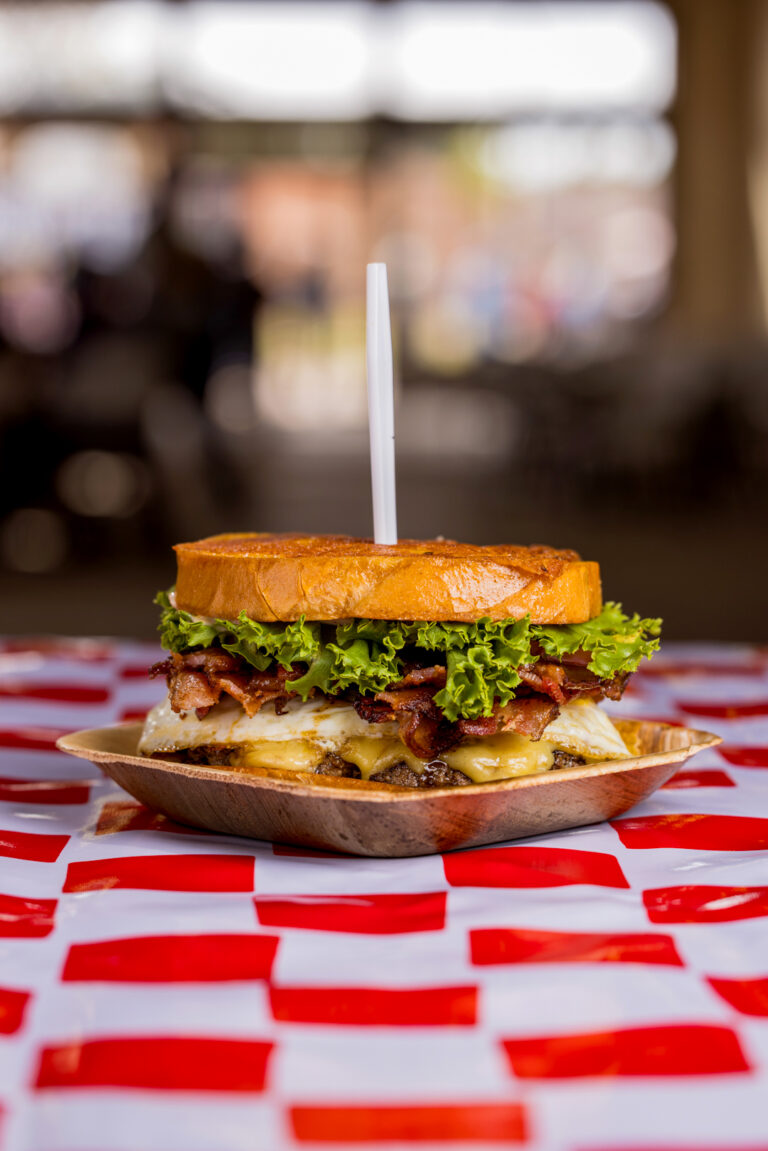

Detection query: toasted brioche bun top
xmin=173 ymin=533 xmax=602 ymax=624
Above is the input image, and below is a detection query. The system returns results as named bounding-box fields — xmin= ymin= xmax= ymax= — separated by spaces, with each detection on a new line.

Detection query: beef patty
xmin=161 ymin=745 xmax=586 ymax=787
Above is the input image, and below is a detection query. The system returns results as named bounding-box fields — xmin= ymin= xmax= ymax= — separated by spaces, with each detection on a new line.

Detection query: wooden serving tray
xmin=58 ymin=722 xmax=723 ymax=860
xmin=57 ymin=720 xmax=719 ymax=858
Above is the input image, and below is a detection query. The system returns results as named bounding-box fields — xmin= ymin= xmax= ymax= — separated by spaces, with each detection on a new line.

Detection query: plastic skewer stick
xmin=366 ymin=262 xmax=398 ymax=545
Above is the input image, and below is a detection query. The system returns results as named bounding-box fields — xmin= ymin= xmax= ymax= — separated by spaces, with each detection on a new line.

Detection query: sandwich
xmin=140 ymin=533 xmax=661 ymax=787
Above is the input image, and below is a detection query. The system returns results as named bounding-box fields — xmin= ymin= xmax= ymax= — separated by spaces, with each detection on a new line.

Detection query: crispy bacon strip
xmin=150 ymin=654 xmax=222 ymax=718
xmin=599 ymin=671 xmax=629 ymax=701
xmin=530 ymin=642 xmax=592 ymax=668
xmin=373 ymin=686 xmax=461 ymax=760
xmin=397 ymin=710 xmax=461 ymax=760
xmin=457 ymin=697 xmax=559 ymax=740
xmin=208 ymin=673 xmax=261 ymax=718
xmin=375 ymin=686 xmax=438 ymax=711
xmin=354 ymin=697 xmax=396 ymax=724
xmin=212 ymin=665 xmax=301 ymax=717
xmin=518 ymin=660 xmax=628 ymax=704
xmin=175 ymin=649 xmax=241 ymax=673
xmin=172 ymin=669 xmax=221 ymax=719
xmin=359 ymin=684 xmax=559 ymax=756
xmin=518 ymin=662 xmax=568 ymax=703
xmin=457 ymin=714 xmax=497 ymax=737
xmin=153 ymin=649 xmax=300 ymax=719
xmin=494 ymin=696 xmax=559 ymax=738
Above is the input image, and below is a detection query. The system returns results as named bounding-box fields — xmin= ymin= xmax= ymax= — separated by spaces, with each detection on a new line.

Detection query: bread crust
xmin=173 ymin=533 xmax=602 ymax=624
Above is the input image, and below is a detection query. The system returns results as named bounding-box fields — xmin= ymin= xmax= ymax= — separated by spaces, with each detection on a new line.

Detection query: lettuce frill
xmin=155 ymin=592 xmax=661 ymax=722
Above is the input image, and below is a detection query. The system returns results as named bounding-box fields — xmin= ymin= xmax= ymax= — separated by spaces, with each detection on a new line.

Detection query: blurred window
xmin=0 ymin=2 xmax=161 ymax=113
xmin=388 ymin=2 xmax=675 ymax=120
xmin=0 ymin=2 xmax=675 ymax=119
xmin=168 ymin=3 xmax=371 ymax=121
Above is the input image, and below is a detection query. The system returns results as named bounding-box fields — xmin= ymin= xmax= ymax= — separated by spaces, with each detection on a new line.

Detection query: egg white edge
xmin=139 ymin=693 xmax=629 ymax=764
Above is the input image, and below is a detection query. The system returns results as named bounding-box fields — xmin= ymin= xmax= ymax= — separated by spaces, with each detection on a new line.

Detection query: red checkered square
xmin=612 ymin=814 xmax=768 ymax=851
xmin=0 ymin=727 xmax=68 ymax=750
xmin=255 ymin=892 xmax=447 ymax=934
xmin=64 ymin=854 xmax=255 ymax=893
xmin=0 ymin=828 xmax=69 ymax=863
xmin=644 ymin=885 xmax=768 ymax=924
xmin=676 ymin=700 xmax=768 ymax=719
xmin=0 ymin=986 xmax=31 ymax=1034
xmin=290 ymin=1102 xmax=528 ymax=1143
xmin=0 ymin=893 xmax=56 ymax=938
xmin=444 ymin=846 xmax=629 ymax=889
xmin=719 ymin=746 xmax=768 ymax=768
xmin=0 ymin=776 xmax=90 ymax=804
xmin=0 ymin=684 xmax=109 ymax=704
xmin=269 ymin=985 xmax=477 ymax=1026
xmin=707 ymin=976 xmax=768 ymax=1017
xmin=62 ymin=934 xmax=279 ymax=983
xmin=661 ymin=769 xmax=735 ymax=789
xmin=34 ymin=1037 xmax=274 ymax=1092
xmin=501 ymin=1024 xmax=751 ymax=1078
xmin=470 ymin=927 xmax=684 ymax=967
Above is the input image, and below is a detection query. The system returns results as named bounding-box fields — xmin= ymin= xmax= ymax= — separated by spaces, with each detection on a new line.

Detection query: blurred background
xmin=0 ymin=0 xmax=765 ymax=641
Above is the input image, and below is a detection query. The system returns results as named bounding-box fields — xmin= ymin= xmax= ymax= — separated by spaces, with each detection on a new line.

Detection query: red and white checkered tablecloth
xmin=1 ymin=637 xmax=767 ymax=1151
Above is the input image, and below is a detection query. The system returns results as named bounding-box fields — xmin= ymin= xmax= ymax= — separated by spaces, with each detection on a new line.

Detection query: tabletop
xmin=0 ymin=637 xmax=767 ymax=1151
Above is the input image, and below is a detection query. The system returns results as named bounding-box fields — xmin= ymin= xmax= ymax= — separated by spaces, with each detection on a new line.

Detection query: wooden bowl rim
xmin=57 ymin=720 xmax=722 ymax=805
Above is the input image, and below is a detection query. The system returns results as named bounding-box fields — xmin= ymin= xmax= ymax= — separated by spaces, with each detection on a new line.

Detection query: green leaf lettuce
xmin=154 ymin=593 xmax=660 ymax=720
xmin=534 ymin=602 xmax=662 ymax=679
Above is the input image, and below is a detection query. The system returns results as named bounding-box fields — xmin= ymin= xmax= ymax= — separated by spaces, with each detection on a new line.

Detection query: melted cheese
xmin=239 ymin=740 xmax=324 ymax=772
xmin=341 ymin=737 xmax=431 ymax=780
xmin=445 ymin=735 xmax=555 ymax=782
xmin=140 ymin=694 xmax=628 ymax=784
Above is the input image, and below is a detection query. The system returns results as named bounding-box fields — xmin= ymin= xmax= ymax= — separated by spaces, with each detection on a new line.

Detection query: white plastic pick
xmin=366 ymin=262 xmax=398 ymax=545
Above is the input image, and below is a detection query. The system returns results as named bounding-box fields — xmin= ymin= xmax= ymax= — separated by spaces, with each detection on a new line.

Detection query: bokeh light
xmin=55 ymin=452 xmax=151 ymax=519
xmin=1 ymin=508 xmax=67 ymax=573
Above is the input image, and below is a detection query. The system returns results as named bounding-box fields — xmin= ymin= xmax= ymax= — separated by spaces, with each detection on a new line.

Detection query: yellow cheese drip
xmin=215 ymin=733 xmax=557 ymax=783
xmin=341 ymin=737 xmax=429 ymax=780
xmin=444 ymin=735 xmax=555 ymax=782
xmin=240 ymin=739 xmax=324 ymax=772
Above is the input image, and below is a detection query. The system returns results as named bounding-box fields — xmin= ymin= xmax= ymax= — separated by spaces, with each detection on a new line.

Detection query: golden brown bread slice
xmin=174 ymin=533 xmax=602 ymax=624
